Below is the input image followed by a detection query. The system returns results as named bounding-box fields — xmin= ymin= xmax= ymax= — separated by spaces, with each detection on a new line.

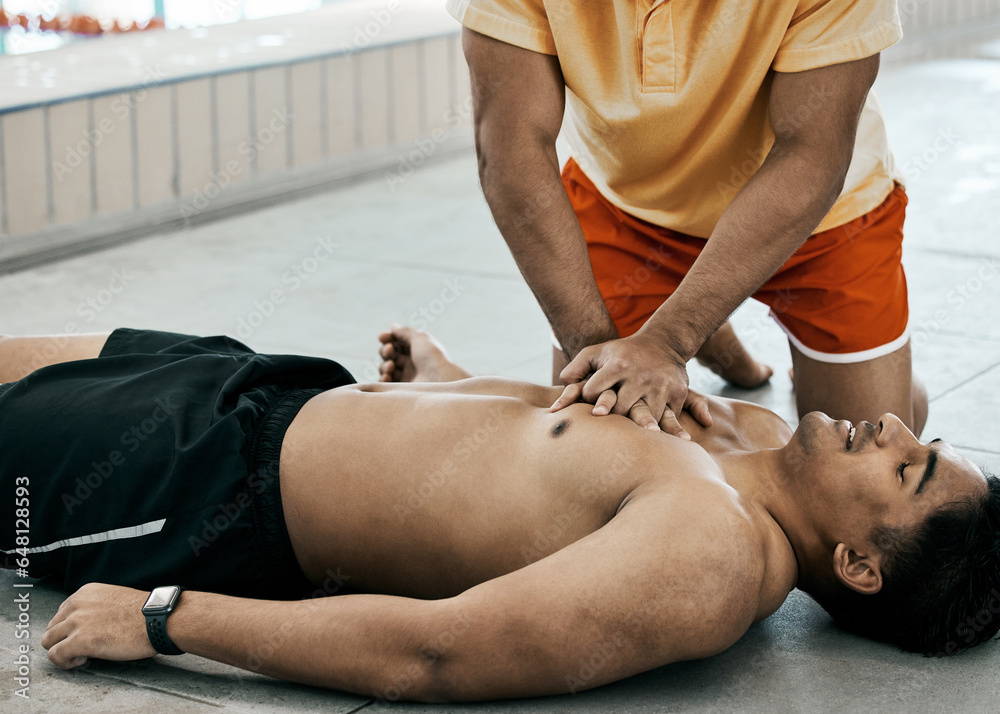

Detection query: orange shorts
xmin=562 ymin=158 xmax=910 ymax=363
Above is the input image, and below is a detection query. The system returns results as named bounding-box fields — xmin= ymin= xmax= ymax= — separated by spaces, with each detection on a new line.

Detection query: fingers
xmin=42 ymin=617 xmax=69 ymax=651
xmin=658 ymin=407 xmax=691 ymax=440
xmin=559 ymin=347 xmax=600 ymax=386
xmin=578 ymin=368 xmax=622 ymax=405
xmin=627 ymin=400 xmax=660 ymax=431
xmin=610 ymin=383 xmax=666 ymax=423
xmin=47 ymin=639 xmax=87 ymax=670
xmin=550 ymin=382 xmax=584 ymax=412
xmin=592 ymin=389 xmax=617 ymax=416
xmin=685 ymin=390 xmax=713 ymax=428
xmin=42 ymin=617 xmax=85 ymax=670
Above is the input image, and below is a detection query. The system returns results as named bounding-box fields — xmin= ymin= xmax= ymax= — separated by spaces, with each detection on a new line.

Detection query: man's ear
xmin=832 ymin=542 xmax=883 ymax=595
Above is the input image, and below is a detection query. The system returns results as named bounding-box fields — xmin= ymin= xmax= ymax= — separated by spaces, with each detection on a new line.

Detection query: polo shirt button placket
xmin=639 ymin=0 xmax=676 ymax=94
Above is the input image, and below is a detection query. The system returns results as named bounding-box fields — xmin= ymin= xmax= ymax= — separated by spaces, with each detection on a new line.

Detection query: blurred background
xmin=0 ymin=0 xmax=998 ymax=273
xmin=0 ymin=1 xmax=352 ymax=55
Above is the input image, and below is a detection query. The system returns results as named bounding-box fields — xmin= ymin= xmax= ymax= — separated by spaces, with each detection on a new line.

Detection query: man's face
xmin=786 ymin=412 xmax=987 ymax=542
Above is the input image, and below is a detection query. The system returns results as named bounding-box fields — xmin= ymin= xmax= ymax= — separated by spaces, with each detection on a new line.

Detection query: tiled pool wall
xmin=890 ymin=0 xmax=1000 ymax=62
xmin=900 ymin=0 xmax=1000 ymax=29
xmin=0 ymin=31 xmax=471 ymax=270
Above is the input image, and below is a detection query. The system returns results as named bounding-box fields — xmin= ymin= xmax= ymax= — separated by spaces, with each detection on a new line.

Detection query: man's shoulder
xmin=610 ymin=485 xmax=770 ymax=657
xmin=622 ymin=475 xmax=770 ymax=582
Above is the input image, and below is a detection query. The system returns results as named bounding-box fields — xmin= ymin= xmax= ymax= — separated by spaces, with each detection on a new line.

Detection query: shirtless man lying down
xmin=0 ymin=326 xmax=996 ymax=702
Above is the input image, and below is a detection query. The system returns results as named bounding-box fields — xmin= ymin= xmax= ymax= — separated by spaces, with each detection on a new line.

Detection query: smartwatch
xmin=142 ymin=585 xmax=186 ymax=655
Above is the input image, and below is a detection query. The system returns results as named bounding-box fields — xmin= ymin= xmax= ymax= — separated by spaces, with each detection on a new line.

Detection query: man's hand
xmin=42 ymin=583 xmax=156 ymax=669
xmin=551 ymin=332 xmax=710 ymax=439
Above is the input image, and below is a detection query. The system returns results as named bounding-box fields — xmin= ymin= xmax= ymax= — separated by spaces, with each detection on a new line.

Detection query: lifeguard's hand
xmin=42 ymin=583 xmax=156 ymax=669
xmin=551 ymin=333 xmax=710 ymax=439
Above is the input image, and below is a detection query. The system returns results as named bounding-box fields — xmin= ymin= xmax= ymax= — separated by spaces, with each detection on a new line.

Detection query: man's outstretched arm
xmin=42 ymin=492 xmax=761 ymax=701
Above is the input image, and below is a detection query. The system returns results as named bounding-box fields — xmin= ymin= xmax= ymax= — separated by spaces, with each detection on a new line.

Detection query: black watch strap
xmin=145 ymin=613 xmax=184 ymax=655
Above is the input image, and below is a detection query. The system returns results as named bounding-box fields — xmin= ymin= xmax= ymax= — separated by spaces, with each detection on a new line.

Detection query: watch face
xmin=144 ymin=586 xmax=178 ymax=613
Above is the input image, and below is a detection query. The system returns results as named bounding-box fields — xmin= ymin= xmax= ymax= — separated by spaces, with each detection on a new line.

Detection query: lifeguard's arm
xmin=43 ymin=494 xmax=761 ymax=702
xmin=636 ymin=55 xmax=883 ymax=360
xmin=558 ymin=55 xmax=882 ymax=424
xmin=465 ymin=28 xmax=618 ymax=359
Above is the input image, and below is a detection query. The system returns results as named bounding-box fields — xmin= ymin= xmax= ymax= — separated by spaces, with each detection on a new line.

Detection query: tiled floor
xmin=2 ymin=50 xmax=1000 ymax=713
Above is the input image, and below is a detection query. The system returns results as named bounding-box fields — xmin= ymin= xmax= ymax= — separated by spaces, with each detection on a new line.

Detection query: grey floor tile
xmin=202 ymin=156 xmax=520 ymax=279
xmin=904 ymin=251 xmax=1000 ymax=341
xmin=957 ymin=447 xmax=1000 ymax=475
xmin=878 ymin=59 xmax=1000 ymax=259
xmin=923 ymin=362 xmax=1000 ymax=452
xmin=912 ymin=333 xmax=1000 ymax=401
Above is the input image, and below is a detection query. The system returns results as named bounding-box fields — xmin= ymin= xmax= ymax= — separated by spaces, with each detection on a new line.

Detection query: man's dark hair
xmin=810 ymin=473 xmax=1000 ymax=656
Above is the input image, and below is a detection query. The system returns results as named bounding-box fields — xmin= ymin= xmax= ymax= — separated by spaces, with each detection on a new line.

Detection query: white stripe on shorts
xmin=771 ymin=312 xmax=911 ymax=364
xmin=2 ymin=518 xmax=166 ymax=555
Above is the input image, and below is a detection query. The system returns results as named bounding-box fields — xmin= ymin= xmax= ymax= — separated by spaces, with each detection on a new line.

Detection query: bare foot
xmin=695 ymin=321 xmax=773 ymax=389
xmin=377 ymin=325 xmax=471 ymax=383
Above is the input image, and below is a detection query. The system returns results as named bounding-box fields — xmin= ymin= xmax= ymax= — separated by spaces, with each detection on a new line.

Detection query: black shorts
xmin=0 ymin=329 xmax=355 ymax=600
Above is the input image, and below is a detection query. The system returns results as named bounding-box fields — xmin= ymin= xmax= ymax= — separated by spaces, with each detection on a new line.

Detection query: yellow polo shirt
xmin=447 ymin=0 xmax=905 ymax=238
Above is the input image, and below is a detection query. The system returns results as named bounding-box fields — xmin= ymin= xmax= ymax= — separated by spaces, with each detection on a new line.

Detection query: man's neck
xmin=713 ymin=447 xmax=821 ymax=590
